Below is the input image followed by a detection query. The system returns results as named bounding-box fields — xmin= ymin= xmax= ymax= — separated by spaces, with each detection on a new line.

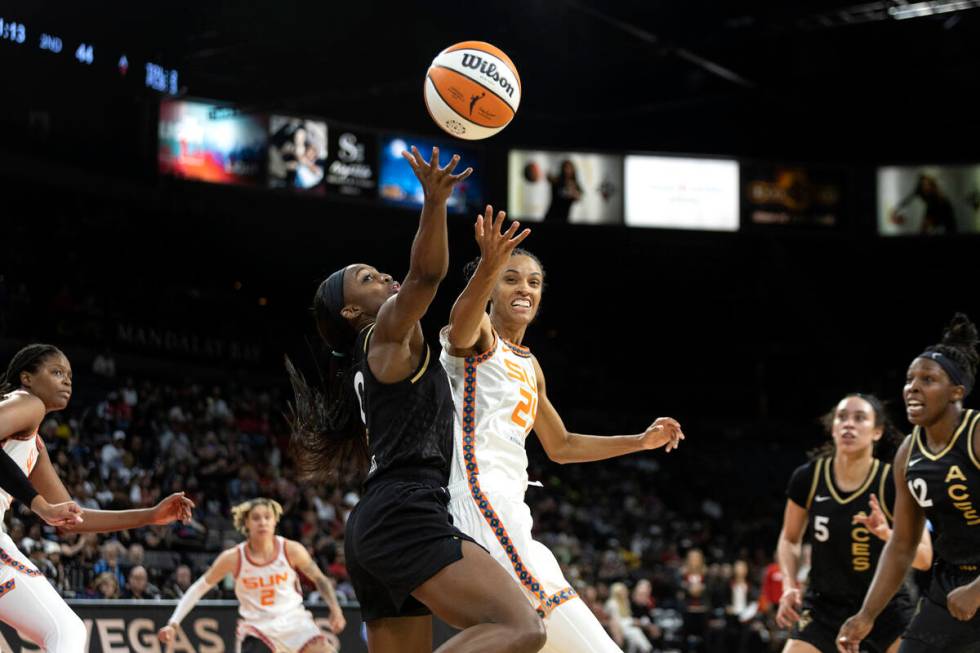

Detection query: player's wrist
xmin=780 ymin=586 xmax=800 ymax=599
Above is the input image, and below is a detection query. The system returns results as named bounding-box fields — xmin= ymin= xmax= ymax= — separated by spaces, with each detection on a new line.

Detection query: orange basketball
xmin=424 ymin=41 xmax=521 ymax=140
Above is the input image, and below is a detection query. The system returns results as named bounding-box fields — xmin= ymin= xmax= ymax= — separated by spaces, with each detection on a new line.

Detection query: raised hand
xmin=851 ymin=493 xmax=890 ymax=541
xmin=474 ymin=205 xmax=531 ymax=271
xmin=402 ymin=146 xmax=473 ymax=205
xmin=640 ymin=417 xmax=684 ymax=452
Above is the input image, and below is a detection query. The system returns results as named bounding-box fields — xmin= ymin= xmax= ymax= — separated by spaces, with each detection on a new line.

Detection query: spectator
xmin=92 ymin=540 xmax=126 ymax=588
xmin=162 ymin=564 xmax=194 ymax=599
xmin=120 ymin=565 xmax=161 ymax=600
xmin=91 ymin=572 xmax=120 ymax=599
xmin=605 ymin=582 xmax=652 ymax=653
xmin=92 ymin=349 xmax=116 ymax=378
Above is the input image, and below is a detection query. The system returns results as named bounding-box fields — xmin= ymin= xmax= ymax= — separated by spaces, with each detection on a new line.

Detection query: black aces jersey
xmin=905 ymin=408 xmax=980 ymax=568
xmin=352 ymin=324 xmax=455 ymax=484
xmin=787 ymin=456 xmax=909 ymax=603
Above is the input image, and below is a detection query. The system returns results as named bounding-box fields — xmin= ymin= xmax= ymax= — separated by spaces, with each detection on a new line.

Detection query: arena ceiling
xmin=11 ymin=1 xmax=980 ymax=158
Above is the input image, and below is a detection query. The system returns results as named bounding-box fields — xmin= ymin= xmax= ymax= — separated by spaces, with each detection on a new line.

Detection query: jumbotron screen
xmin=625 ymin=155 xmax=740 ymax=231
xmin=377 ymin=135 xmax=483 ymax=214
xmin=158 ymin=99 xmax=267 ymax=186
xmin=878 ymin=164 xmax=980 ymax=235
xmin=507 ymin=150 xmax=624 ymax=225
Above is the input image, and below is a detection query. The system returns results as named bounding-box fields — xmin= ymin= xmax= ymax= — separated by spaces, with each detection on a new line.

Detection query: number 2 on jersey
xmin=511 ymin=387 xmax=537 ymax=431
xmin=260 ymin=588 xmax=275 ymax=606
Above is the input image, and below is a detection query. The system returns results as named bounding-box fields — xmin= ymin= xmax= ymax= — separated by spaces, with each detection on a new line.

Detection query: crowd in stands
xmin=0 ymin=343 xmax=811 ymax=652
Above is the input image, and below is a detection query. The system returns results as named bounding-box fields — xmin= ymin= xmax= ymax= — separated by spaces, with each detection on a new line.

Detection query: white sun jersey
xmin=440 ymin=329 xmax=538 ymax=500
xmin=0 ymin=434 xmax=42 ymax=525
xmin=234 ymin=536 xmax=304 ymax=623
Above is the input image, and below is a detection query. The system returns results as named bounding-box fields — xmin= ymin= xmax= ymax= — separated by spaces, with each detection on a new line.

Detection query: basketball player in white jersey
xmin=158 ymin=498 xmax=345 ymax=653
xmin=440 ymin=208 xmax=685 ymax=653
xmin=1 ymin=343 xmax=194 ymax=653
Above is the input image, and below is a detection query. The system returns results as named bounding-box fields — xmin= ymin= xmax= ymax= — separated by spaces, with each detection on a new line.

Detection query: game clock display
xmin=0 ymin=17 xmax=27 ymax=43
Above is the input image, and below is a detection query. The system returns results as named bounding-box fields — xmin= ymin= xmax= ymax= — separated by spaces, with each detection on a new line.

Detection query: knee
xmin=510 ymin=614 xmax=547 ymax=653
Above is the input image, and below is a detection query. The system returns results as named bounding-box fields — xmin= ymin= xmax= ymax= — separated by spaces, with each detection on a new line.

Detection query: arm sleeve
xmin=167 ymin=576 xmax=215 ymax=626
xmin=786 ymin=461 xmax=815 ymax=509
xmin=0 ymin=448 xmax=39 ymax=507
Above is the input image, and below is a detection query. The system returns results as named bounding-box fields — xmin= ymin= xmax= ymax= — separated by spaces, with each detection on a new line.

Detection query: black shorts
xmin=791 ymin=591 xmax=914 ymax=653
xmin=345 ymin=469 xmax=479 ymax=622
xmin=900 ymin=565 xmax=980 ymax=652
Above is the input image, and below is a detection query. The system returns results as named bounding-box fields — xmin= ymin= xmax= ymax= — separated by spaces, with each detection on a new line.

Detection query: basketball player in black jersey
xmin=777 ymin=393 xmax=932 ymax=653
xmin=287 ymin=146 xmax=545 ymax=653
xmin=838 ymin=314 xmax=980 ymax=653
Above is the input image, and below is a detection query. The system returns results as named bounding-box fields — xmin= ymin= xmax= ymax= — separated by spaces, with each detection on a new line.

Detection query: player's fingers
xmin=400 ymin=150 xmax=420 ymax=171
xmin=430 ymin=146 xmax=440 ymax=169
xmin=451 ymin=166 xmax=473 ymax=182
xmin=510 ymin=228 xmax=532 ymax=247
xmin=442 ymin=153 xmax=460 ymax=175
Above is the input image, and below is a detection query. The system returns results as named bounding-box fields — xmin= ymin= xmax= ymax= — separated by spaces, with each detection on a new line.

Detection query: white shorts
xmin=447 ymin=485 xmax=577 ymax=616
xmin=0 ymin=533 xmax=87 ymax=653
xmin=236 ymin=608 xmax=326 ymax=653
xmin=448 ymin=486 xmax=623 ymax=652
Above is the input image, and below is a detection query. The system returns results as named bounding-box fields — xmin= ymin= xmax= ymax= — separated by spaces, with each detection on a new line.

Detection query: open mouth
xmin=511 ymin=297 xmax=532 ymax=312
xmin=906 ymin=398 xmax=925 ymax=417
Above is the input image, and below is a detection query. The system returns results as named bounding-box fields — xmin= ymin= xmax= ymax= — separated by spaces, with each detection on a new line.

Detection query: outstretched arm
xmin=286 ymin=539 xmax=346 ymax=634
xmin=531 ymin=356 xmax=684 ymax=464
xmin=29 ymin=446 xmax=193 ymax=533
xmin=446 ymin=206 xmax=530 ymax=355
xmin=158 ymin=548 xmax=237 ymax=643
xmin=373 ymin=146 xmax=472 ymax=348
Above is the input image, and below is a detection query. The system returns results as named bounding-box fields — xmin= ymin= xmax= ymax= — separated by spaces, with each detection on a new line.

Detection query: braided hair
xmin=1 ymin=344 xmax=64 ymax=398
xmin=286 ymin=271 xmax=369 ymax=484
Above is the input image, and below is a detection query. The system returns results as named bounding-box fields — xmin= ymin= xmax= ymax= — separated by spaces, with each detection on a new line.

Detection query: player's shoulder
xmin=791 ymin=457 xmax=821 ymax=478
xmin=1 ymin=389 xmax=45 ymax=413
xmin=213 ymin=545 xmax=243 ymax=574
xmin=282 ymin=538 xmax=308 ymax=562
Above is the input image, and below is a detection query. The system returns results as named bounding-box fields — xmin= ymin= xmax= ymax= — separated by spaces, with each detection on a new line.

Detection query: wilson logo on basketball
xmin=460 ymin=54 xmax=516 ymax=98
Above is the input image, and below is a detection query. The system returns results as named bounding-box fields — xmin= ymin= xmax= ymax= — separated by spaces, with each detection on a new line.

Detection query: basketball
xmin=424 ymin=41 xmax=521 ymax=140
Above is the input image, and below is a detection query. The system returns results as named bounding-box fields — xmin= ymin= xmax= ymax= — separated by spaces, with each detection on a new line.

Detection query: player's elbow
xmin=446 ymin=325 xmax=479 ymax=351
xmin=544 ymin=442 xmax=572 ymax=464
xmin=406 ymin=266 xmax=448 ymax=287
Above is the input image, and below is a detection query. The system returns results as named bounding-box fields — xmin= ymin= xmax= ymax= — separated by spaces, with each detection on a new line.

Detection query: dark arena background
xmin=1 ymin=2 xmax=979 ymax=652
